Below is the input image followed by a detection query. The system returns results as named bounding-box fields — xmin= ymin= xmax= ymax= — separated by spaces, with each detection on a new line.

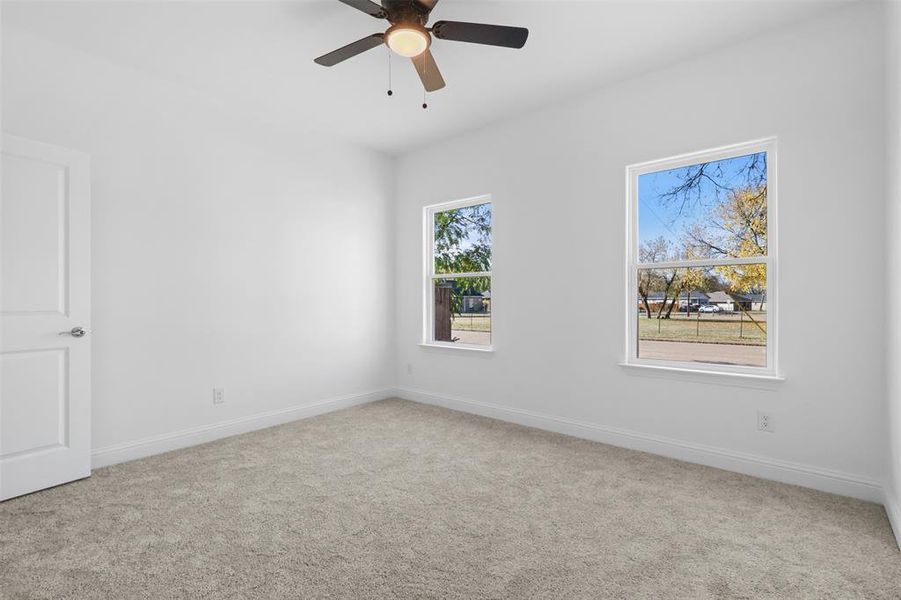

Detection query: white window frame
xmin=422 ymin=195 xmax=494 ymax=352
xmin=624 ymin=138 xmax=779 ymax=378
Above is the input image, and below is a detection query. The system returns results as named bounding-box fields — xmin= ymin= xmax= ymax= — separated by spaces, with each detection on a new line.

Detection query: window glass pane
xmin=433 ymin=277 xmax=491 ymax=346
xmin=434 ymin=202 xmax=492 ymax=274
xmin=636 ymin=264 xmax=767 ymax=368
xmin=638 ymin=152 xmax=767 ymax=262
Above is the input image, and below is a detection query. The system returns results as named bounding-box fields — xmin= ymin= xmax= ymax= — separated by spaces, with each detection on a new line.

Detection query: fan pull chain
xmin=386 ymin=47 xmax=393 ymax=97
xmin=421 ymin=54 xmax=428 ymax=109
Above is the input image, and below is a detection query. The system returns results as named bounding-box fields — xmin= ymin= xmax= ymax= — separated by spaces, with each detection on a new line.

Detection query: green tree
xmin=433 ymin=204 xmax=491 ymax=315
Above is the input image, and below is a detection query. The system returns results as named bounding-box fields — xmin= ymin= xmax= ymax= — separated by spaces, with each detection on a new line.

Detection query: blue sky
xmin=638 ymin=152 xmax=766 ymax=251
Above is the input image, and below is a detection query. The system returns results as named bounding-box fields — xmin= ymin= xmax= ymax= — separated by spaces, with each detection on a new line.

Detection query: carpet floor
xmin=1 ymin=399 xmax=899 ymax=599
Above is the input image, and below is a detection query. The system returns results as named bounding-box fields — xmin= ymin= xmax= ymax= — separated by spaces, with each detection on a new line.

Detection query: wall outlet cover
xmin=757 ymin=410 xmax=774 ymax=433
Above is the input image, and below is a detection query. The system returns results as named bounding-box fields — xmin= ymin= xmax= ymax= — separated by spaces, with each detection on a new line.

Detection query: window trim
xmin=422 ymin=194 xmax=494 ymax=352
xmin=624 ymin=138 xmax=779 ymax=378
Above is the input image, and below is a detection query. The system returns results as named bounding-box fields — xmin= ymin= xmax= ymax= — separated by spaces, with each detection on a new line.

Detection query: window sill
xmin=619 ymin=362 xmax=784 ymax=389
xmin=419 ymin=343 xmax=495 ymax=353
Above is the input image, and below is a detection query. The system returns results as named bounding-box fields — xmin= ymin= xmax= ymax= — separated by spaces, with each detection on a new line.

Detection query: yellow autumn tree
xmin=684 ymin=186 xmax=767 ymax=293
xmin=648 ymin=239 xmax=709 ymax=319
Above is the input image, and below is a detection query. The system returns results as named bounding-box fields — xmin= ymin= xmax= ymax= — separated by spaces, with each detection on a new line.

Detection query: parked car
xmin=698 ymin=304 xmax=721 ymax=313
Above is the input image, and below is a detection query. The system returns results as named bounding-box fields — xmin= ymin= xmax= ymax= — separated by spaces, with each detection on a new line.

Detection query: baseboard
xmin=92 ymin=388 xmax=392 ymax=469
xmin=883 ymin=488 xmax=901 ymax=550
xmin=394 ymin=386 xmax=884 ymax=503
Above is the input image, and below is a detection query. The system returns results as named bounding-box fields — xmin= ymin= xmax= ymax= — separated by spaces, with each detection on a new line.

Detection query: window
xmin=424 ymin=196 xmax=492 ymax=350
xmin=626 ymin=139 xmax=777 ymax=376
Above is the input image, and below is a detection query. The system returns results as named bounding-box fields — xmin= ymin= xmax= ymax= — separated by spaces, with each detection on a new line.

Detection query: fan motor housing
xmin=382 ymin=0 xmax=430 ymax=26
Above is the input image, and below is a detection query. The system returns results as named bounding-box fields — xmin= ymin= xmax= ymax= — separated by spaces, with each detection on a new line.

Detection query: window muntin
xmin=425 ymin=198 xmax=493 ymax=349
xmin=627 ymin=140 xmax=776 ymax=375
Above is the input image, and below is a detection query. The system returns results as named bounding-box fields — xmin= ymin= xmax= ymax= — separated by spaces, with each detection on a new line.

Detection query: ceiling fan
xmin=314 ymin=0 xmax=529 ymax=94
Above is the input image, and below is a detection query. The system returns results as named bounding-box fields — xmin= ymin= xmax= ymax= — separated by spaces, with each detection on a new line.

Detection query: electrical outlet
xmin=407 ymin=363 xmax=413 ymax=375
xmin=757 ymin=411 xmax=774 ymax=433
xmin=213 ymin=388 xmax=225 ymax=405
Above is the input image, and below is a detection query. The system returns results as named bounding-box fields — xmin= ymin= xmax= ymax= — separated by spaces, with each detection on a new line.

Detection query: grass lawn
xmin=449 ymin=312 xmax=765 ymax=346
xmin=451 ymin=314 xmax=491 ymax=332
xmin=638 ymin=312 xmax=766 ymax=346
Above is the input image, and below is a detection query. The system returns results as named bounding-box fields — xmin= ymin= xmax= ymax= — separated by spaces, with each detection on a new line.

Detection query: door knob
xmin=59 ymin=327 xmax=88 ymax=338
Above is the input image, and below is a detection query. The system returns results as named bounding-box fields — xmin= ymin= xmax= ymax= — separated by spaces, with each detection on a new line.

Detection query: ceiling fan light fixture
xmin=386 ymin=25 xmax=430 ymax=58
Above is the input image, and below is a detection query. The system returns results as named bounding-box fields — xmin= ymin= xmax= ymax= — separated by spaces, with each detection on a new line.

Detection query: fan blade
xmin=337 ymin=0 xmax=387 ymax=18
xmin=412 ymin=49 xmax=446 ymax=92
xmin=432 ymin=21 xmax=528 ymax=49
xmin=315 ymin=34 xmax=385 ymax=66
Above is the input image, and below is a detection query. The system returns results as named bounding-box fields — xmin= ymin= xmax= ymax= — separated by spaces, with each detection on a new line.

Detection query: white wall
xmin=394 ymin=4 xmax=887 ymax=500
xmin=2 ymin=28 xmax=395 ymax=455
xmin=884 ymin=0 xmax=901 ymax=536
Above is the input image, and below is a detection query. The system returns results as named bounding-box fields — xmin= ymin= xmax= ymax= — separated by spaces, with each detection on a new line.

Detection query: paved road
xmin=451 ymin=330 xmax=491 ymax=346
xmin=446 ymin=332 xmax=764 ymax=367
xmin=639 ymin=340 xmax=765 ymax=367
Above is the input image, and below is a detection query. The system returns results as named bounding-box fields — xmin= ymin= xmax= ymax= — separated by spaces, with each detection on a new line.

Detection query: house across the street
xmin=462 ymin=291 xmax=491 ymax=314
xmin=706 ymin=291 xmax=767 ymax=312
xmin=641 ymin=290 xmax=766 ymax=313
xmin=641 ymin=290 xmax=710 ymax=312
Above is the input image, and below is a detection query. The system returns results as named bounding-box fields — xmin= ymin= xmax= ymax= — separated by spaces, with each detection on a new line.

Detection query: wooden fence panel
xmin=434 ymin=285 xmax=453 ymax=342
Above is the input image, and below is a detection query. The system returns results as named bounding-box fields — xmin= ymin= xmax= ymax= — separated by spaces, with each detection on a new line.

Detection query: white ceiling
xmin=3 ymin=1 xmax=850 ymax=155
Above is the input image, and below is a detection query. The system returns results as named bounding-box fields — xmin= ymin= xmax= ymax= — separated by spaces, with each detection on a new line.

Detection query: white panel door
xmin=1 ymin=134 xmax=91 ymax=501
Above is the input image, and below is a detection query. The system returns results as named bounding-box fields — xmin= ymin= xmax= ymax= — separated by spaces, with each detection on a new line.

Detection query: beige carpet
xmin=1 ymin=399 xmax=899 ymax=599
